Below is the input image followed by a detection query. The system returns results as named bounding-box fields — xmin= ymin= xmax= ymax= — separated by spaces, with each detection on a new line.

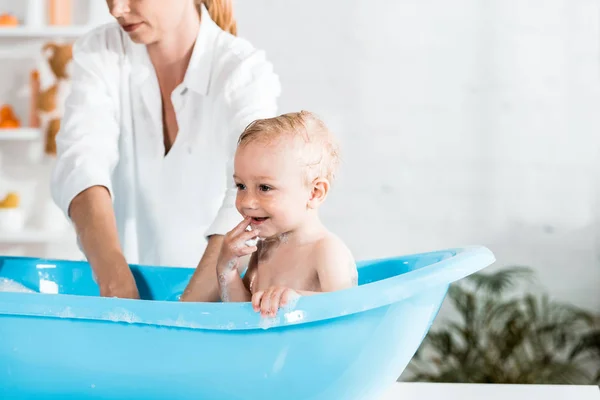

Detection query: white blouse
xmin=51 ymin=7 xmax=281 ymax=268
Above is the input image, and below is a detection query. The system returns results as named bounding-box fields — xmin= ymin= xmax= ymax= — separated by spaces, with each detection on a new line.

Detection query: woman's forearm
xmin=180 ymin=235 xmax=224 ymax=302
xmin=69 ymin=185 xmax=137 ymax=298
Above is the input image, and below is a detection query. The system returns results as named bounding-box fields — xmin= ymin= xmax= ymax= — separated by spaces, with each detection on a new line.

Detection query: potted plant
xmin=401 ymin=266 xmax=599 ymax=384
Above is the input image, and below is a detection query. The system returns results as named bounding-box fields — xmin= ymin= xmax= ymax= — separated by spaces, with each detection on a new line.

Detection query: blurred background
xmin=0 ymin=0 xmax=598 ymax=385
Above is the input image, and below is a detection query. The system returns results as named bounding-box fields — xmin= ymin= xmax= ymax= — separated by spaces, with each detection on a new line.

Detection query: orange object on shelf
xmin=0 ymin=120 xmax=19 ymax=128
xmin=0 ymin=104 xmax=20 ymax=128
xmin=0 ymin=105 xmax=15 ymax=120
xmin=0 ymin=13 xmax=19 ymax=26
xmin=48 ymin=0 xmax=72 ymax=26
xmin=0 ymin=193 xmax=20 ymax=208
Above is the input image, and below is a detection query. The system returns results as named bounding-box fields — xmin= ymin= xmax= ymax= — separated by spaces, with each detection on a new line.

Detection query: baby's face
xmin=233 ymin=139 xmax=311 ymax=238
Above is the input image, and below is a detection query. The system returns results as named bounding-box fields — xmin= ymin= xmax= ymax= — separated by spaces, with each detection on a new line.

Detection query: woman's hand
xmin=216 ymin=216 xmax=259 ymax=274
xmin=252 ymin=286 xmax=300 ymax=317
xmin=99 ymin=275 xmax=140 ymax=299
xmin=96 ymin=258 xmax=140 ymax=299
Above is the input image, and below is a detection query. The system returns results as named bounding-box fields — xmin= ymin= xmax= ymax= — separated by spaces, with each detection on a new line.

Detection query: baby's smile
xmin=250 ymin=216 xmax=269 ymax=224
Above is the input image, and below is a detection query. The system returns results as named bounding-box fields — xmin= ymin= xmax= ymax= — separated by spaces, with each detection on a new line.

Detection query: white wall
xmin=1 ymin=1 xmax=598 ymax=312
xmin=233 ymin=0 xmax=600 ymax=313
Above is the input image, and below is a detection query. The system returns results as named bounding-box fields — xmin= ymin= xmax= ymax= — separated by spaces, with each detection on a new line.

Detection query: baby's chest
xmin=251 ymin=257 xmax=319 ymax=293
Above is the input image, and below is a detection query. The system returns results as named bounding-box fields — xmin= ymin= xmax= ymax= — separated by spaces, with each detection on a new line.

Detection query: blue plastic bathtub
xmin=0 ymin=246 xmax=494 ymax=399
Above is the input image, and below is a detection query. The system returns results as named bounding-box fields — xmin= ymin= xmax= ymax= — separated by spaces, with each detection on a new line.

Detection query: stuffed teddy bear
xmin=36 ymin=42 xmax=73 ymax=155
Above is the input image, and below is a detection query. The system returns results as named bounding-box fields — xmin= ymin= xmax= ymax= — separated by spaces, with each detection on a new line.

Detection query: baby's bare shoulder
xmin=312 ymin=233 xmax=357 ymax=290
xmin=313 ymin=233 xmax=354 ymax=263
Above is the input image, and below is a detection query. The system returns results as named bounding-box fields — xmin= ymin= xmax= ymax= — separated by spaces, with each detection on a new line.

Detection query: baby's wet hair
xmin=238 ymin=111 xmax=340 ymax=185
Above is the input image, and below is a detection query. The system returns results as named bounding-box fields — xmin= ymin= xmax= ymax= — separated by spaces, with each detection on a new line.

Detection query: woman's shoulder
xmin=210 ymin=32 xmax=280 ymax=98
xmin=73 ymin=22 xmax=127 ymax=58
xmin=212 ymin=31 xmax=265 ymax=66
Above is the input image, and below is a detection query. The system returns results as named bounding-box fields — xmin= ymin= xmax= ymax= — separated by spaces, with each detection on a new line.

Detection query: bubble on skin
xmin=278 ymin=232 xmax=289 ymax=244
xmin=218 ymin=271 xmax=230 ymax=302
xmin=257 ymin=291 xmax=302 ymax=329
xmin=280 ymin=291 xmax=300 ymax=312
xmin=245 ymin=224 xmax=261 ymax=247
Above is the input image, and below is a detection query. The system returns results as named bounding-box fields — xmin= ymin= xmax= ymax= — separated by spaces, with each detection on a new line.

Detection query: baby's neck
xmin=265 ymin=216 xmax=327 ymax=247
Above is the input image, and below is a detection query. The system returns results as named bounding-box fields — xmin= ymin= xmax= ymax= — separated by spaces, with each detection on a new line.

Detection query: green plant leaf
xmin=466 ymin=266 xmax=535 ymax=295
xmin=570 ymin=330 xmax=600 ymax=360
xmin=405 ymin=264 xmax=600 ymax=385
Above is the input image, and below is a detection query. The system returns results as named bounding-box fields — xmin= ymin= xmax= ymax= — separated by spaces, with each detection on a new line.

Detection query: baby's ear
xmin=307 ymin=178 xmax=329 ymax=209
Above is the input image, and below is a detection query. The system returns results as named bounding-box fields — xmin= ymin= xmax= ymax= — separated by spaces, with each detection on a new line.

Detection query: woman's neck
xmin=147 ymin=6 xmax=201 ymax=87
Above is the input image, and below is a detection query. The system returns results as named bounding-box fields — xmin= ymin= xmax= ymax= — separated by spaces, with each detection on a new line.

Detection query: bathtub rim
xmin=0 ymin=246 xmax=495 ymax=331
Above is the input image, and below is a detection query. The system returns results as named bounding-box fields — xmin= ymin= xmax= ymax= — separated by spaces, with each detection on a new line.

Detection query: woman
xmin=50 ymin=0 xmax=281 ymax=302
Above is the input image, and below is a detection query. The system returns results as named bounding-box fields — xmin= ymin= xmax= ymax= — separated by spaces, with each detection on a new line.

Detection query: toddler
xmin=216 ymin=111 xmax=358 ymax=316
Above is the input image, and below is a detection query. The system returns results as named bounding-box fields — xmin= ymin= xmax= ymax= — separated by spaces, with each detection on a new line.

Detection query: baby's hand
xmin=217 ymin=217 xmax=259 ymax=273
xmin=252 ymin=286 xmax=300 ymax=317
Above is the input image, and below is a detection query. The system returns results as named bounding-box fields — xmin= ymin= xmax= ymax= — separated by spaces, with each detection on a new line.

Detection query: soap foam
xmin=0 ymin=278 xmax=36 ymax=294
xmin=259 ymin=315 xmax=281 ymax=330
xmin=165 ymin=315 xmax=202 ymax=329
xmin=103 ymin=308 xmax=142 ymax=324
xmin=258 ymin=292 xmax=302 ymax=329
xmin=57 ymin=307 xmax=76 ymax=318
xmin=281 ymin=291 xmax=300 ymax=312
xmin=245 ymin=224 xmax=261 ymax=247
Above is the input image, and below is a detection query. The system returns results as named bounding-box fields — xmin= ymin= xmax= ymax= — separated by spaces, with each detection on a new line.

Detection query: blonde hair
xmin=238 ymin=111 xmax=341 ymax=185
xmin=196 ymin=0 xmax=237 ymax=36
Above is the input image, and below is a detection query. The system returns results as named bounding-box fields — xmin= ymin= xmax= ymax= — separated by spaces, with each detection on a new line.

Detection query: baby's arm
xmin=217 ymin=260 xmax=252 ymax=302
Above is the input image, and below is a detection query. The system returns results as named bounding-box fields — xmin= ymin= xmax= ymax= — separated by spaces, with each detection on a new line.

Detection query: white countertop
xmin=382 ymin=383 xmax=600 ymax=399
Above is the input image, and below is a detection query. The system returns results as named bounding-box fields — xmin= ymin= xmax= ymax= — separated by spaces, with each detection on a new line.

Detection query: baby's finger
xmin=231 ymin=230 xmax=260 ymax=254
xmin=280 ymin=289 xmax=291 ymax=307
xmin=237 ymin=245 xmax=258 ymax=256
xmin=238 ymin=228 xmax=260 ymax=242
xmin=268 ymin=287 xmax=286 ymax=316
xmin=260 ymin=288 xmax=274 ymax=316
xmin=230 ymin=228 xmax=258 ymax=248
xmin=252 ymin=291 xmax=264 ymax=311
xmin=230 ymin=216 xmax=253 ymax=236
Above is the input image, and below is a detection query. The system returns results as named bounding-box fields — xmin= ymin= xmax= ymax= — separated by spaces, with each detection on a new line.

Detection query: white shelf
xmin=0 ymin=128 xmax=41 ymax=141
xmin=0 ymin=229 xmax=72 ymax=244
xmin=0 ymin=25 xmax=94 ymax=39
